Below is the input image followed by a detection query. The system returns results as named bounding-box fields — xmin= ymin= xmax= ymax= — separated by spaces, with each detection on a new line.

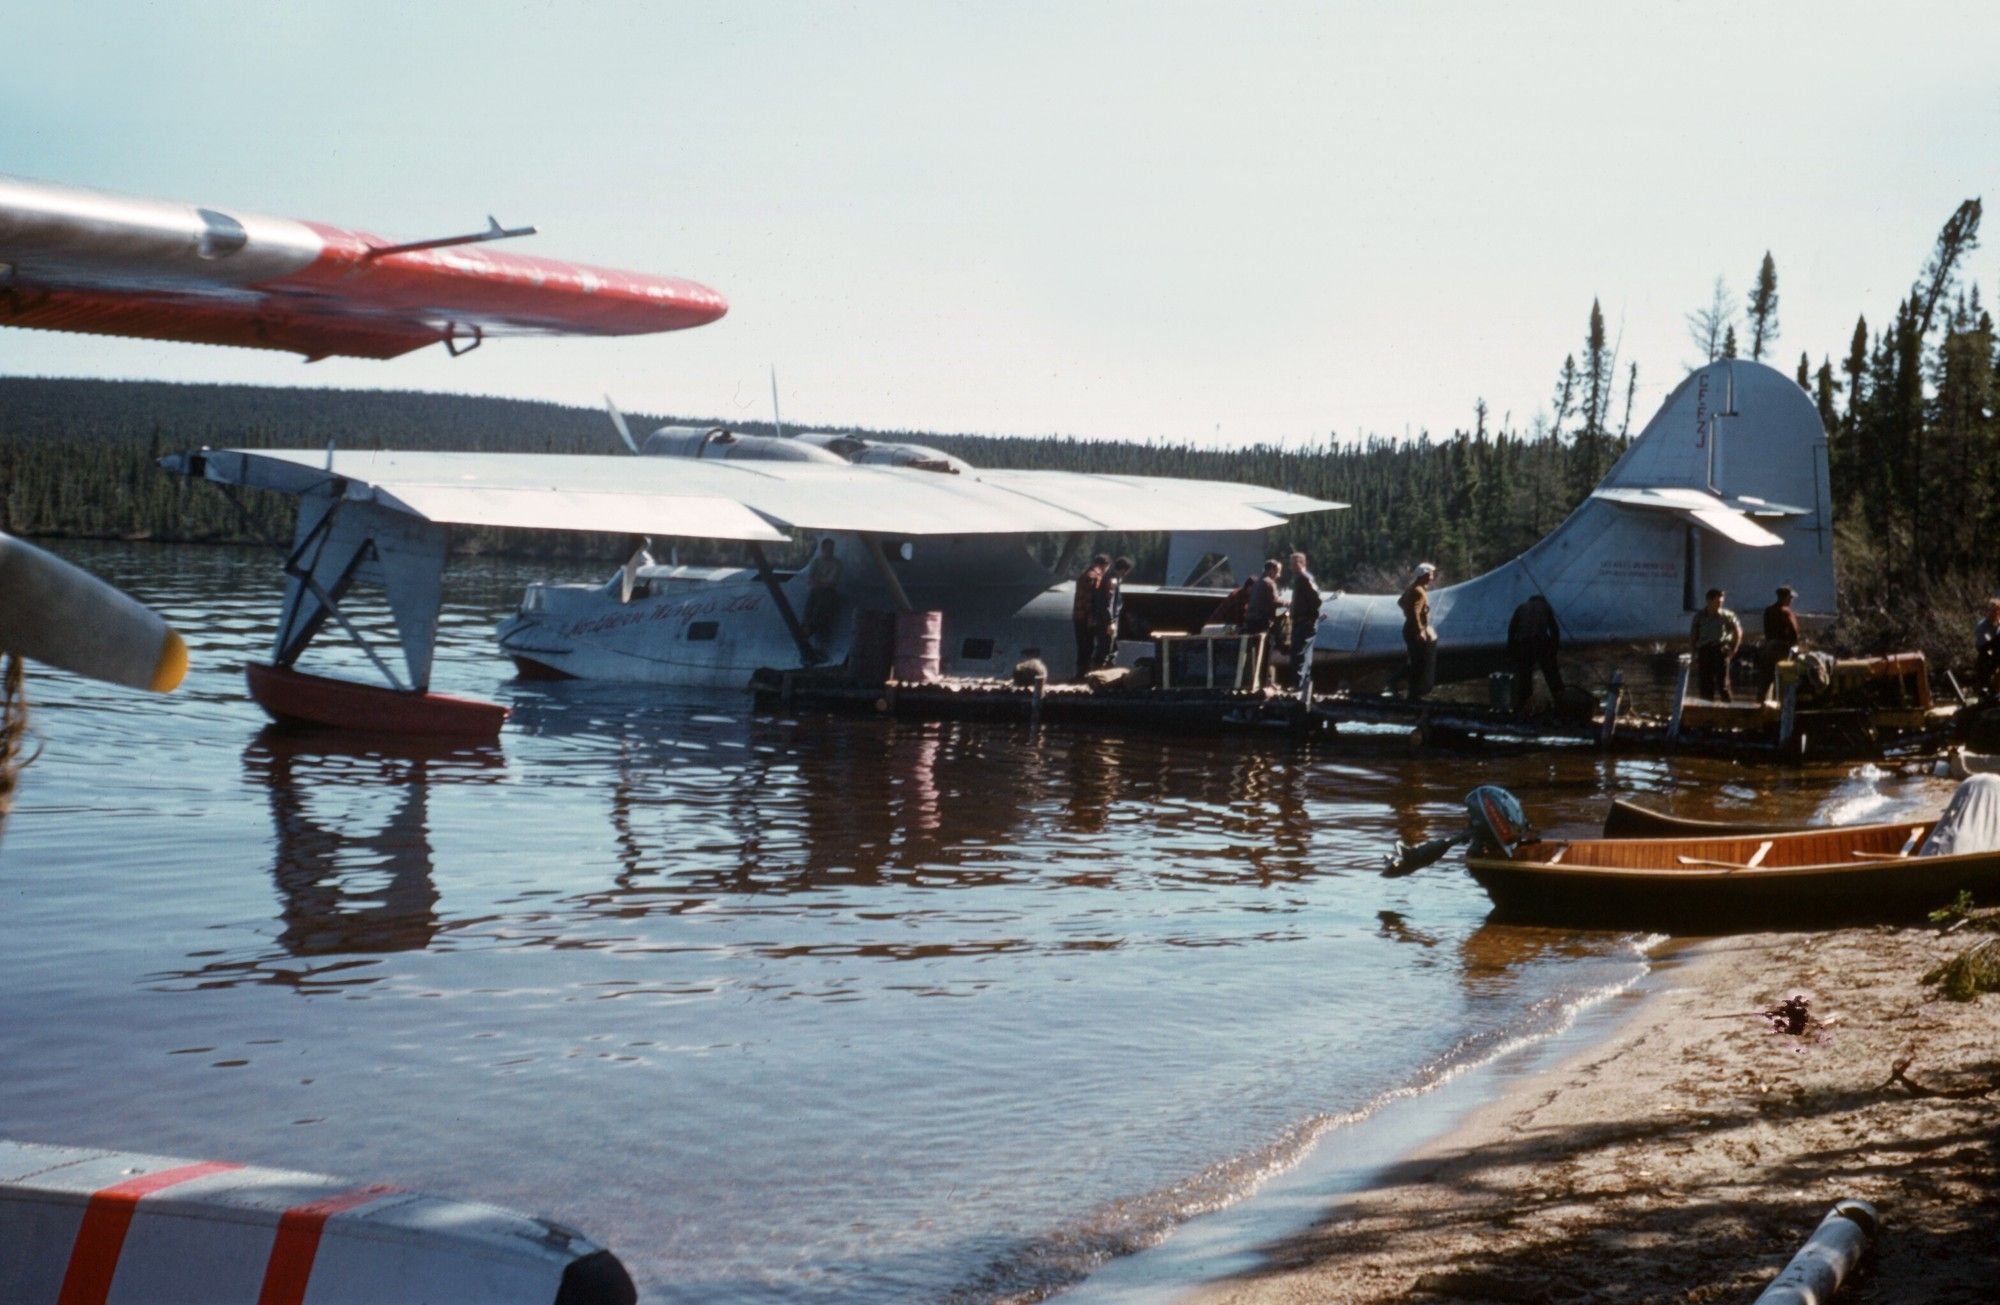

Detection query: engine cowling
xmin=640 ymin=426 xmax=846 ymax=463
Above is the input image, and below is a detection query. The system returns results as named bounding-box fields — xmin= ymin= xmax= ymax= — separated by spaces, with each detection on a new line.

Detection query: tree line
xmin=0 ymin=375 xmax=1594 ymax=590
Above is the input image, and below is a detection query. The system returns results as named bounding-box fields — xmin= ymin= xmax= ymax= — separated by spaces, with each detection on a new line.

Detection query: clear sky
xmin=5 ymin=1 xmax=1997 ymax=446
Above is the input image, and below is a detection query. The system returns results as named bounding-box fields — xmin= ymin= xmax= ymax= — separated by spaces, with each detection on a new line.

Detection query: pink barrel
xmin=892 ymin=610 xmax=943 ymax=683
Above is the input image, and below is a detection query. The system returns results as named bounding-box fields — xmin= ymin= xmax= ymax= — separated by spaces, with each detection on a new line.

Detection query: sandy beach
xmin=1192 ymin=923 xmax=2000 ymax=1304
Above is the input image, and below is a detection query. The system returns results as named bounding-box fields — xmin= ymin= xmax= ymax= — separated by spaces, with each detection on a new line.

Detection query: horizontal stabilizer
xmin=1591 ymin=486 xmax=1785 ymax=548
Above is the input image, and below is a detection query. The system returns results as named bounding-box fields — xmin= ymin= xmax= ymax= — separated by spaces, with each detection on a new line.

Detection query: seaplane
xmin=1 ymin=175 xmax=1832 ymax=739
xmin=151 ymin=356 xmax=1830 ymax=737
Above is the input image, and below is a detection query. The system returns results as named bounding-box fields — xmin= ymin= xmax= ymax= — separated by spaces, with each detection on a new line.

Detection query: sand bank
xmin=1191 ymin=925 xmax=1999 ymax=1303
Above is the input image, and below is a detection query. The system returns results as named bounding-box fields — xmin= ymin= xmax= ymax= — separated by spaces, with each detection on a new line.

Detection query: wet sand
xmin=1191 ymin=924 xmax=2000 ymax=1304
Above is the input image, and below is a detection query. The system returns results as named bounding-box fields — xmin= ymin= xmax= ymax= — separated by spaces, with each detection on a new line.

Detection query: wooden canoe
xmin=1601 ymin=799 xmax=1811 ymax=839
xmin=1466 ymin=820 xmax=2000 ymax=925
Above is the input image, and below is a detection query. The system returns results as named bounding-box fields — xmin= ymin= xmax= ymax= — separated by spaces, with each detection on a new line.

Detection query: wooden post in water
xmin=1668 ymin=654 xmax=1692 ymax=740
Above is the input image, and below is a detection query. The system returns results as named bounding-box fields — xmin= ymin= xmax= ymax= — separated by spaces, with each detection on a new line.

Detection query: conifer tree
xmin=1746 ymin=252 xmax=1780 ymax=361
xmin=1685 ymin=276 xmax=1732 ymax=365
xmin=1796 ymin=352 xmax=1810 ymax=388
xmin=1842 ymin=316 xmax=1869 ymax=425
xmin=1813 ymin=359 xmax=1840 ymax=445
xmin=1721 ymin=324 xmax=1738 ymax=358
xmin=1574 ymin=300 xmax=1613 ymax=493
xmin=1549 ymin=355 xmax=1578 ymax=442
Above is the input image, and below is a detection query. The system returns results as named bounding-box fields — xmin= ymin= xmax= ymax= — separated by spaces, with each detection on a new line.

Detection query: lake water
xmin=0 ymin=542 xmax=1949 ymax=1302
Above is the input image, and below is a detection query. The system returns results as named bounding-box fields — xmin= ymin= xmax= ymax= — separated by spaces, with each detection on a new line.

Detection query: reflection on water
xmin=0 ymin=543 xmax=1959 ymax=1305
xmin=160 ymin=731 xmax=508 ymax=992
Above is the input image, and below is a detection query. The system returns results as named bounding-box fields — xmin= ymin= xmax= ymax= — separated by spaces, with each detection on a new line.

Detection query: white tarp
xmin=1918 ymin=774 xmax=2000 ymax=857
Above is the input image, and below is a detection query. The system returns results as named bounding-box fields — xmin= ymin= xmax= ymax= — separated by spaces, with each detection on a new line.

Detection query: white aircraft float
xmin=160 ymin=357 xmax=1832 ymax=737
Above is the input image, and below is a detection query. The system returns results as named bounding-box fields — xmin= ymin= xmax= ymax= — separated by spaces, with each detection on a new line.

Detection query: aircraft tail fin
xmin=1494 ymin=359 xmax=1834 ymax=642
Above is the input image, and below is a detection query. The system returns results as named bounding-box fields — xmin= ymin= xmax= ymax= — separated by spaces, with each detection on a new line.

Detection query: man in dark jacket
xmin=1287 ymin=552 xmax=1322 ymax=689
xmin=1505 ymin=593 xmax=1562 ymax=712
xmin=1243 ymin=559 xmax=1282 ymax=635
xmin=1072 ymin=554 xmax=1107 ymax=680
xmin=1090 ymin=556 xmax=1133 ymax=668
xmin=1756 ymin=586 xmax=1801 ymax=703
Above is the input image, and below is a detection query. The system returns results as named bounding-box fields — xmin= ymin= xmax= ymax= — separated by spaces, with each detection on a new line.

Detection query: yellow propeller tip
xmin=148 ymin=628 xmax=188 ymax=693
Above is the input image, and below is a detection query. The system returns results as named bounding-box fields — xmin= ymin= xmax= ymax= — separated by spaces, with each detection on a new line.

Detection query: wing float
xmin=0 ymin=174 xmax=726 ymax=361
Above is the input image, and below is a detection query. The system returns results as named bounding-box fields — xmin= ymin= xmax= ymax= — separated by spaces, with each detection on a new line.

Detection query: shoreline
xmin=1180 ymin=924 xmax=1999 ymax=1304
xmin=1056 ymin=938 xmax=1671 ymax=1304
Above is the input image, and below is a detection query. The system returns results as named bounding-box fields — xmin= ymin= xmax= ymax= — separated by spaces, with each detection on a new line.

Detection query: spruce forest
xmin=0 ymin=198 xmax=1991 ymax=665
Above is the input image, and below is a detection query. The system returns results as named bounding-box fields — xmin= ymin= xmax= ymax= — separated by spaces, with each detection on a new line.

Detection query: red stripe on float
xmin=56 ymin=1161 xmax=245 ymax=1305
xmin=256 ymin=1184 xmax=403 ymax=1305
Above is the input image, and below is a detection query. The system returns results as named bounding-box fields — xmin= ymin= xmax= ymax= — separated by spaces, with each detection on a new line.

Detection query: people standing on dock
xmin=1072 ymin=554 xmax=1108 ymax=679
xmin=1975 ymin=598 xmax=2000 ymax=693
xmin=1399 ymin=563 xmax=1438 ymax=701
xmin=803 ymin=538 xmax=843 ymax=654
xmin=1287 ymin=552 xmax=1322 ymax=690
xmin=1244 ymin=559 xmax=1283 ymax=681
xmin=1505 ymin=593 xmax=1563 ymax=712
xmin=1689 ymin=588 xmax=1742 ymax=702
xmin=1244 ymin=560 xmax=1282 ymax=635
xmin=1091 ymin=556 xmax=1133 ymax=667
xmin=1756 ymin=586 xmax=1801 ymax=703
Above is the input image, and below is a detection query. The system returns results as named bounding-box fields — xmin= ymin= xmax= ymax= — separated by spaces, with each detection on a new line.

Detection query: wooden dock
xmin=751 ymin=669 xmax=1313 ymax=735
xmin=748 ymin=664 xmax=1962 ymax=762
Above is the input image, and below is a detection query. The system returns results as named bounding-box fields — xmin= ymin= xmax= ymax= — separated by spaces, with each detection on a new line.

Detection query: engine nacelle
xmin=640 ymin=426 xmax=846 ymax=463
xmin=794 ymin=431 xmax=970 ymax=474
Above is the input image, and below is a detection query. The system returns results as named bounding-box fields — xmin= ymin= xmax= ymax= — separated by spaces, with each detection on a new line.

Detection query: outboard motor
xmin=641 ymin=425 xmax=847 ymax=464
xmin=1466 ymin=785 xmax=1532 ymax=855
xmin=1383 ymin=785 xmax=1534 ymax=876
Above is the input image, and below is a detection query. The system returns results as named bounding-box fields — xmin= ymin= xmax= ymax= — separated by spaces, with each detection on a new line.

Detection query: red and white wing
xmin=0 ymin=175 xmax=726 ymax=361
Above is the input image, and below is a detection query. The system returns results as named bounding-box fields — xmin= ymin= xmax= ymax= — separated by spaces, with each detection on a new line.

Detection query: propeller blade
xmin=604 ymin=395 xmax=639 ymax=454
xmin=1381 ymin=831 xmax=1467 ymax=878
xmin=0 ymin=533 xmax=186 ymax=691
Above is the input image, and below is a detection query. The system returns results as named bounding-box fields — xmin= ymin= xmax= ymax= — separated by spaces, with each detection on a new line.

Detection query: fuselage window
xmin=961 ymin=637 xmax=995 ymax=660
xmin=687 ymin=620 xmax=719 ymax=641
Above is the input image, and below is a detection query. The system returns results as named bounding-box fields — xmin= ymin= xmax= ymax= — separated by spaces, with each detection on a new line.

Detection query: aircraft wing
xmin=1589 ymin=485 xmax=1786 ymax=547
xmin=165 ymin=448 xmax=1344 ymax=539
xmin=0 ymin=175 xmax=726 ymax=361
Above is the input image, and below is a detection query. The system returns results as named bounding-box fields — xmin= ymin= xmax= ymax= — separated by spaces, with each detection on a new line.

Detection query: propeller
xmin=0 ymin=532 xmax=186 ymax=692
xmin=604 ymin=395 xmax=639 ymax=454
xmin=1382 ymin=831 xmax=1468 ymax=877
